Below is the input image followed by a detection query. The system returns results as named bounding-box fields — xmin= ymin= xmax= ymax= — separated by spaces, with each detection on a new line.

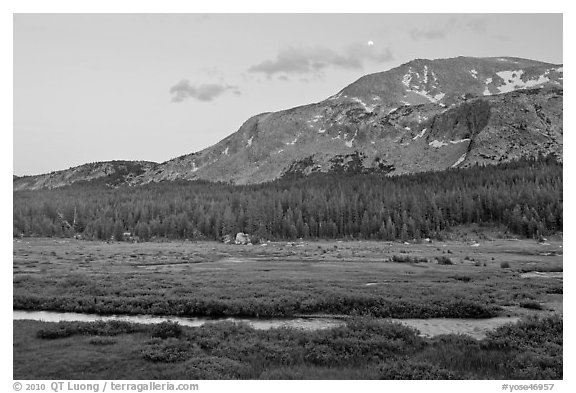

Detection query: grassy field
xmin=13 ymin=235 xmax=562 ymax=379
xmin=13 ymin=316 xmax=562 ymax=380
xmin=13 ymin=236 xmax=562 ymax=319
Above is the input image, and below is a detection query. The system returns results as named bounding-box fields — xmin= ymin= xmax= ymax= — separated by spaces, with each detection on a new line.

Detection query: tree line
xmin=13 ymin=157 xmax=562 ymax=241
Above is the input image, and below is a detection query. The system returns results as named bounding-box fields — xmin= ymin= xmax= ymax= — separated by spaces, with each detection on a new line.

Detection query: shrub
xmin=377 ymin=358 xmax=460 ymax=380
xmin=546 ymin=287 xmax=562 ymax=294
xmin=444 ymin=301 xmax=500 ymax=318
xmin=151 ymin=321 xmax=183 ymax=339
xmin=420 ymin=334 xmax=512 ymax=378
xmin=519 ymin=301 xmax=543 ymax=310
xmin=486 ymin=315 xmax=563 ymax=349
xmin=519 ymin=266 xmax=563 ymax=273
xmin=37 ymin=320 xmax=143 ymax=339
xmin=392 ymin=255 xmax=427 ymax=263
xmin=141 ymin=338 xmax=198 ymax=363
xmin=179 ymin=356 xmax=249 ymax=379
xmin=500 ymin=262 xmax=511 ymax=269
xmin=435 ymin=256 xmax=453 ymax=265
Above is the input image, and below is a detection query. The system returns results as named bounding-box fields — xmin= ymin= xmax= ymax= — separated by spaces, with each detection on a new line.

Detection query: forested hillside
xmin=13 ymin=157 xmax=562 ymax=241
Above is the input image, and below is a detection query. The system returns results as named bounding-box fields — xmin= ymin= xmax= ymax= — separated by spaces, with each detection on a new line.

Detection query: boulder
xmin=235 ymin=232 xmax=251 ymax=245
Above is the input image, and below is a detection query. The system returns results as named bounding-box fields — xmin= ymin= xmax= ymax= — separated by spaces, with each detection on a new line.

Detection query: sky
xmin=13 ymin=13 xmax=563 ymax=176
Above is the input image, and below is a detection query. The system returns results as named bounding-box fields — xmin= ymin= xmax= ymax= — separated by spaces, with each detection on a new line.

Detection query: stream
xmin=13 ymin=310 xmax=519 ymax=339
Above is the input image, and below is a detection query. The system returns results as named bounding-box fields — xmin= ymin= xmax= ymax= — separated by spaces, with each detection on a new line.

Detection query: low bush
xmin=392 ymin=255 xmax=428 ymax=263
xmin=141 ymin=338 xmax=199 ymax=363
xmin=151 ymin=321 xmax=183 ymax=339
xmin=443 ymin=301 xmax=500 ymax=318
xmin=483 ymin=316 xmax=563 ymax=379
xmin=500 ymin=261 xmax=511 ymax=269
xmin=546 ymin=287 xmax=562 ymax=294
xmin=519 ymin=266 xmax=562 ymax=273
xmin=377 ymin=358 xmax=460 ymax=380
xmin=178 ymin=356 xmax=250 ymax=379
xmin=37 ymin=320 xmax=144 ymax=339
xmin=20 ymin=315 xmax=564 ymax=379
xmin=418 ymin=334 xmax=512 ymax=378
xmin=486 ymin=315 xmax=563 ymax=350
xmin=520 ymin=301 xmax=543 ymax=310
xmin=435 ymin=256 xmax=453 ymax=265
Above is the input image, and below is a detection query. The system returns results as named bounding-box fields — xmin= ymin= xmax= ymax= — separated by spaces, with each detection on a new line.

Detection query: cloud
xmin=464 ymin=17 xmax=487 ymax=34
xmin=493 ymin=33 xmax=510 ymax=41
xmin=247 ymin=43 xmax=393 ymax=78
xmin=410 ymin=16 xmax=488 ymax=40
xmin=169 ymin=80 xmax=239 ymax=102
xmin=410 ymin=26 xmax=449 ymax=40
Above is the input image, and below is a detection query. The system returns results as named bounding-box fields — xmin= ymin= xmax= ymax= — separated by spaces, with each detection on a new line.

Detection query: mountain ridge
xmin=14 ymin=56 xmax=563 ymax=190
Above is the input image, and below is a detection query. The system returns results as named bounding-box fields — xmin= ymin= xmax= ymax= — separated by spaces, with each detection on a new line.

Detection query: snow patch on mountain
xmin=286 ymin=136 xmax=299 ymax=145
xmin=429 ymin=140 xmax=448 ymax=148
xmin=246 ymin=136 xmax=254 ymax=147
xmin=496 ymin=70 xmax=550 ymax=93
xmin=413 ymin=128 xmax=427 ymax=140
xmin=452 ymin=153 xmax=467 ymax=168
xmin=408 ymin=89 xmax=445 ymax=103
xmin=402 ymin=71 xmax=413 ymax=88
xmin=351 ymin=97 xmax=373 ymax=112
xmin=450 ymin=138 xmax=471 ymax=144
xmin=222 ymin=147 xmax=229 ymax=155
xmin=401 ymin=67 xmax=445 ymax=103
xmin=470 ymin=69 xmax=478 ymax=79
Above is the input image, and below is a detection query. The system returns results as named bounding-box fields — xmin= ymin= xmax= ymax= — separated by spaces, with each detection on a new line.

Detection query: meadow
xmin=13 ymin=235 xmax=562 ymax=319
xmin=13 ymin=234 xmax=563 ymax=379
xmin=14 ymin=316 xmax=562 ymax=379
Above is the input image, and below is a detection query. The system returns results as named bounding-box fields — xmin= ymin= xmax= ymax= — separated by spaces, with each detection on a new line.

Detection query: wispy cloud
xmin=410 ymin=26 xmax=450 ymax=40
xmin=247 ymin=43 xmax=393 ymax=79
xmin=169 ymin=80 xmax=239 ymax=102
xmin=410 ymin=16 xmax=487 ymax=40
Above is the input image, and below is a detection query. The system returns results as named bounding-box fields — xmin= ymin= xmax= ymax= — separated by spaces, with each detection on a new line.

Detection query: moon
xmin=367 ymin=40 xmax=374 ymax=46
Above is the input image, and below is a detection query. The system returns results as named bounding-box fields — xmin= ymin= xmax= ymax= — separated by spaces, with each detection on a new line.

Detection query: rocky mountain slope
xmin=15 ymin=56 xmax=563 ymax=190
xmin=13 ymin=161 xmax=158 ymax=191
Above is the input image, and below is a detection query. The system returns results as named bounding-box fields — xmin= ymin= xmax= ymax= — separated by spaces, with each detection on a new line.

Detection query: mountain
xmin=14 ymin=56 xmax=563 ymax=190
xmin=13 ymin=161 xmax=158 ymax=191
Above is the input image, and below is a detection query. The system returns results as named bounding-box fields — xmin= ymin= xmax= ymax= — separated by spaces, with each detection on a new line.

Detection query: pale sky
xmin=13 ymin=13 xmax=563 ymax=176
